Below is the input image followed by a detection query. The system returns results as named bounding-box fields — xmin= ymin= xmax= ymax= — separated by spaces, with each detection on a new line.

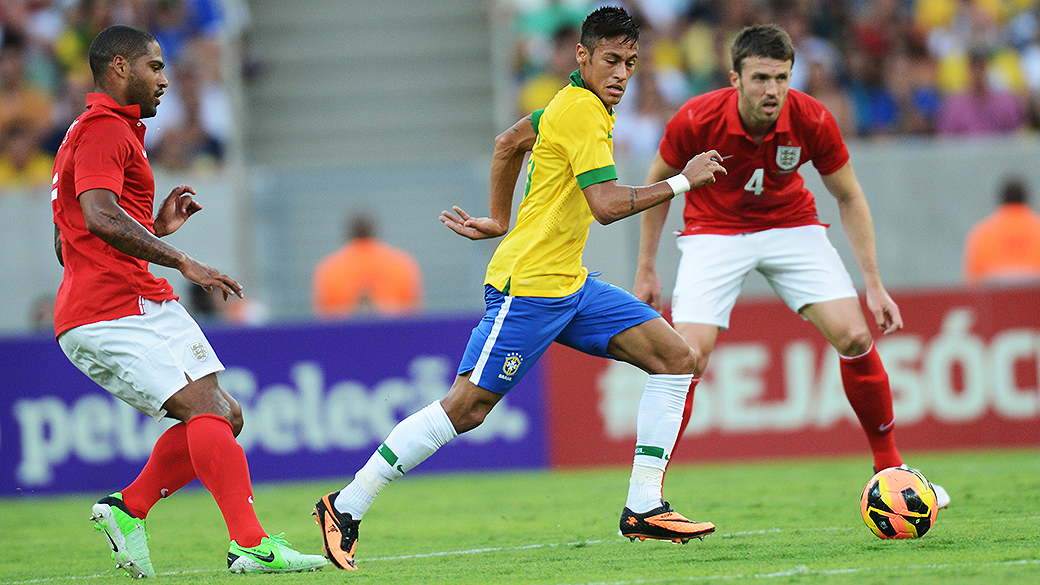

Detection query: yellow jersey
xmin=485 ymin=71 xmax=618 ymax=297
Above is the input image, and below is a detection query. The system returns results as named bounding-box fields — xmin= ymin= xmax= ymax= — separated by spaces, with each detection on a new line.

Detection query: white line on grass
xmin=4 ymin=524 xmax=1039 ymax=585
xmin=556 ymin=559 xmax=1040 ymax=585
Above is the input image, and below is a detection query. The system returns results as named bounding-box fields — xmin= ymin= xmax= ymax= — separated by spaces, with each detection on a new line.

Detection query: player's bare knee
xmin=838 ymin=329 xmax=874 ymax=357
xmin=228 ymin=399 xmax=244 ymax=436
xmin=165 ymin=375 xmax=236 ymax=426
xmin=441 ymin=398 xmax=487 ymax=434
xmin=454 ymin=410 xmax=488 ymax=434
xmin=657 ymin=342 xmax=698 ymax=374
xmin=691 ymin=349 xmax=710 ymax=376
xmin=675 ymin=344 xmax=699 ymax=374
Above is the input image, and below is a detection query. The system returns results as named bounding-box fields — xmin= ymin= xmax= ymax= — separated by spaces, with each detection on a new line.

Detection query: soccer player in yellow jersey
xmin=313 ymin=7 xmax=727 ymax=569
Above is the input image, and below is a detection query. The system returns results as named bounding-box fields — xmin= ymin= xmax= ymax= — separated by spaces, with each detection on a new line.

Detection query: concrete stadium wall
xmin=3 ymin=137 xmax=1039 ymax=334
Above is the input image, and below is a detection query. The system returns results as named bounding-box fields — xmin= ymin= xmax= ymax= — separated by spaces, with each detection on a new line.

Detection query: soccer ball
xmin=860 ymin=467 xmax=938 ymax=539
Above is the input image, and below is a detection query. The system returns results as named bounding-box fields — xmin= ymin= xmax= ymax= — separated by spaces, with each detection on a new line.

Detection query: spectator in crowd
xmin=780 ymin=6 xmax=841 ymax=94
xmin=0 ymin=29 xmax=54 ymax=157
xmin=29 ymin=294 xmax=55 ymax=333
xmin=506 ymin=1 xmax=1040 ymax=138
xmin=313 ymin=211 xmax=424 ymax=318
xmin=803 ymin=59 xmax=855 ymax=137
xmin=43 ymin=70 xmax=94 ymax=154
xmin=885 ymin=34 xmax=943 ymax=135
xmin=937 ymin=46 xmax=1027 ymax=135
xmin=42 ymin=0 xmax=230 ymax=166
xmin=0 ymin=120 xmax=53 ymax=193
xmin=153 ymin=59 xmax=225 ymax=171
xmin=516 ymin=25 xmax=581 ymax=116
xmin=963 ymin=176 xmax=1040 ymax=286
xmin=511 ymin=0 xmax=588 ymax=80
xmin=846 ymin=44 xmax=901 ymax=136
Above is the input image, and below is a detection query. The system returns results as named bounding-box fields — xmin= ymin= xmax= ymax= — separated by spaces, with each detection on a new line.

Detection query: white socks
xmin=626 ymin=373 xmax=692 ymax=513
xmin=332 ymin=373 xmax=692 ymax=519
xmin=335 ymin=401 xmax=457 ymax=519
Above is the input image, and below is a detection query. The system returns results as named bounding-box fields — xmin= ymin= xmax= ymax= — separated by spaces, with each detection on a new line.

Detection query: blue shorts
xmin=457 ymin=276 xmax=661 ymax=394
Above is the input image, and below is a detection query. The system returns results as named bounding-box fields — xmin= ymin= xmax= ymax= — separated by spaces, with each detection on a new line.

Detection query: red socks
xmin=119 ymin=415 xmax=268 ymax=547
xmin=185 ymin=414 xmax=266 ymax=547
xmin=670 ymin=349 xmax=902 ymax=472
xmin=675 ymin=376 xmax=700 ymax=445
xmin=121 ymin=423 xmax=197 ymax=519
xmin=840 ymin=343 xmax=902 ymax=471
xmin=664 ymin=376 xmax=700 ymax=491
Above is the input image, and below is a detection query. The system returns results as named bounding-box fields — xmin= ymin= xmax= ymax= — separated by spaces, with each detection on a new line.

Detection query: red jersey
xmin=51 ymin=93 xmax=177 ymax=336
xmin=659 ymin=87 xmax=849 ymax=235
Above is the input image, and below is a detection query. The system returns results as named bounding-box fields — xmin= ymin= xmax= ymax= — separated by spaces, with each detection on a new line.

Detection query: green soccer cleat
xmin=227 ymin=533 xmax=329 ymax=573
xmin=89 ymin=493 xmax=156 ymax=579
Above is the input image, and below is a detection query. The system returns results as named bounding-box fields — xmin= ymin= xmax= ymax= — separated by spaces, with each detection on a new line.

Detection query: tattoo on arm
xmin=629 ymin=187 xmax=637 ymax=211
xmin=102 ymin=213 xmax=183 ymax=268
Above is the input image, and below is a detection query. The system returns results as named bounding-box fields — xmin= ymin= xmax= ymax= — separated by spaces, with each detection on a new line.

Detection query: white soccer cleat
xmin=931 ymin=482 xmax=951 ymax=510
xmin=896 ymin=464 xmax=950 ymax=510
xmin=90 ymin=493 xmax=156 ymax=578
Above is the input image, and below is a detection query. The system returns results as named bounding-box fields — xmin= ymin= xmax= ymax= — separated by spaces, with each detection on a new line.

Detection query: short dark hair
xmin=88 ymin=25 xmax=157 ymax=84
xmin=1000 ymin=177 xmax=1028 ymax=205
xmin=580 ymin=6 xmax=638 ymax=55
xmin=730 ymin=24 xmax=795 ymax=74
xmin=346 ymin=211 xmax=376 ymax=240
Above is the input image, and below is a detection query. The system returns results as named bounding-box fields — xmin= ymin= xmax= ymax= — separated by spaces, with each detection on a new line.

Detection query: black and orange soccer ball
xmin=860 ymin=467 xmax=939 ymax=539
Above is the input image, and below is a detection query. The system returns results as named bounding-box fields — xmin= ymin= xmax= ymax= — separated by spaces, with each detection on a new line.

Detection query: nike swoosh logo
xmin=240 ymin=549 xmax=276 ymax=563
xmin=878 ymin=420 xmax=895 ymax=433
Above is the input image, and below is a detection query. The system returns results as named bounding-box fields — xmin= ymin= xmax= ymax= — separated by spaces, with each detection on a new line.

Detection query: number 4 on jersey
xmin=744 ymin=168 xmax=764 ymax=196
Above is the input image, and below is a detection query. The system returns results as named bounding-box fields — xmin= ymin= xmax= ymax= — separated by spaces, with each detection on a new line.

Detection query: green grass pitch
xmin=1 ymin=448 xmax=1037 ymax=584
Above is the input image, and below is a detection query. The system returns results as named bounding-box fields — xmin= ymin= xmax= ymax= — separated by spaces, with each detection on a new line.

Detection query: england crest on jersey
xmin=776 ymin=145 xmax=801 ymax=170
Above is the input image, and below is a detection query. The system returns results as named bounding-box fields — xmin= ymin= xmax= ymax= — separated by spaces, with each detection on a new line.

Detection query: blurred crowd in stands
xmin=508 ymin=0 xmax=1040 ymax=159
xmin=0 ymin=0 xmax=232 ymax=197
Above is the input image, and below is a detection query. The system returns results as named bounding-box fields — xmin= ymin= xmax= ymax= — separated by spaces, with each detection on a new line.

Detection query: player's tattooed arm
xmin=78 ymin=188 xmax=243 ymax=298
xmin=584 ymin=151 xmax=726 ymax=225
xmin=80 ymin=188 xmax=189 ymax=268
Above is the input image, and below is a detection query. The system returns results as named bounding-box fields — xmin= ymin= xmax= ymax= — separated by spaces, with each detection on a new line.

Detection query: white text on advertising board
xmin=599 ymin=309 xmax=1039 ymax=437
xmin=13 ymin=356 xmax=528 ymax=486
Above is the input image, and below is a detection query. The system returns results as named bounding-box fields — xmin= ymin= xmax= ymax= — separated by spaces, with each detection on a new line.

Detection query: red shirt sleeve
xmin=73 ymin=115 xmax=135 ymax=198
xmin=658 ymin=100 xmax=699 ymax=171
xmin=806 ymin=103 xmax=849 ymax=176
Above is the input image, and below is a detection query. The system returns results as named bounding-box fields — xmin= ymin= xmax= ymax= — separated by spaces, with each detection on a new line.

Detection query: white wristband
xmin=664 ymin=174 xmax=691 ymax=196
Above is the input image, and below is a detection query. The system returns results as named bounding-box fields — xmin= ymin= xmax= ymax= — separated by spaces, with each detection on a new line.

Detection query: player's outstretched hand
xmin=439 ymin=206 xmax=508 ymax=240
xmin=154 ymin=184 xmax=203 ymax=237
xmin=180 ymin=258 xmax=243 ymax=301
xmin=681 ymin=150 xmax=728 ymax=189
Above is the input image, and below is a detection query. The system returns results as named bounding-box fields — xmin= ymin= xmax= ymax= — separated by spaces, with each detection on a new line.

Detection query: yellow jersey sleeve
xmin=484 ymin=73 xmax=617 ymax=297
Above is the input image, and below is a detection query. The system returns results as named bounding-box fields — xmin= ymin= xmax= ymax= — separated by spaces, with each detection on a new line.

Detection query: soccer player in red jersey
xmin=51 ymin=25 xmax=326 ymax=576
xmin=634 ymin=24 xmax=949 ymax=508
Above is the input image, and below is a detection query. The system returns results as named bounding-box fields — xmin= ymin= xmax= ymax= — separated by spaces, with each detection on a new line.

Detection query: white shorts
xmin=671 ymin=224 xmax=858 ymax=329
xmin=58 ymin=299 xmax=224 ymax=420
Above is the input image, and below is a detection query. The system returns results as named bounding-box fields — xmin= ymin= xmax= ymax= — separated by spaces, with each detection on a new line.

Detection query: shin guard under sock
xmin=186 ymin=414 xmax=266 ymax=547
